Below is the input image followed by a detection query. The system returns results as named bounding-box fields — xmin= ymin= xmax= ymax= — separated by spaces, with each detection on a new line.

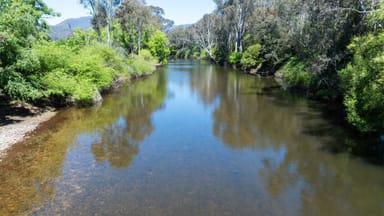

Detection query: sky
xmin=44 ymin=0 xmax=216 ymax=25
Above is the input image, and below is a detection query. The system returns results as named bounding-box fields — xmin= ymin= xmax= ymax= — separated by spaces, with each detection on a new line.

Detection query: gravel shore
xmin=0 ymin=109 xmax=57 ymax=157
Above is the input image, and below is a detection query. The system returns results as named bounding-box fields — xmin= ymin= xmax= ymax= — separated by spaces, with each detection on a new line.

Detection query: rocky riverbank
xmin=0 ymin=104 xmax=56 ymax=157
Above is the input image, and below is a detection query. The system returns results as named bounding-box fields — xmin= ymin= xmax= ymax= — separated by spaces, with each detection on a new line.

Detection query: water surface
xmin=1 ymin=61 xmax=383 ymax=215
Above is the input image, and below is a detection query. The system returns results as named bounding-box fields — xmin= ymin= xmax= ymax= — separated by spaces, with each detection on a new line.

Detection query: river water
xmin=0 ymin=61 xmax=383 ymax=215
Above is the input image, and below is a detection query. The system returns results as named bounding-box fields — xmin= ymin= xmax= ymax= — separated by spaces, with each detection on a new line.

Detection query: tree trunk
xmin=107 ymin=21 xmax=111 ymax=47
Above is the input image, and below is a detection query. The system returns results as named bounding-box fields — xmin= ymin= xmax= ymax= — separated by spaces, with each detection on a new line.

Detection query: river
xmin=0 ymin=61 xmax=383 ymax=215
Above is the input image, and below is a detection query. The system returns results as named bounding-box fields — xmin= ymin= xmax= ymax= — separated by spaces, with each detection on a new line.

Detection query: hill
xmin=49 ymin=16 xmax=92 ymax=40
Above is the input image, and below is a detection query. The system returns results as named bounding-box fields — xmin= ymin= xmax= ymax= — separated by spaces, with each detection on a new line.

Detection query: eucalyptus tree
xmin=167 ymin=26 xmax=197 ymax=58
xmin=103 ymin=0 xmax=122 ymax=46
xmin=81 ymin=0 xmax=122 ymax=46
xmin=116 ymin=0 xmax=152 ymax=53
xmin=149 ymin=6 xmax=175 ymax=32
xmin=80 ymin=0 xmax=105 ymax=41
xmin=192 ymin=13 xmax=219 ymax=61
xmin=213 ymin=0 xmax=256 ymax=53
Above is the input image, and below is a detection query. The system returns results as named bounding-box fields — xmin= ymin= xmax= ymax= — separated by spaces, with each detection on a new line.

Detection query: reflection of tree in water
xmin=0 ymin=71 xmax=167 ymax=215
xmin=191 ymin=65 xmax=384 ymax=215
xmin=210 ymin=70 xmax=305 ymax=149
xmin=0 ymin=117 xmax=76 ymax=215
xmin=92 ymin=118 xmax=140 ymax=168
xmin=91 ymin=71 xmax=167 ymax=168
xmin=91 ymin=114 xmax=153 ymax=168
xmin=189 ymin=64 xmax=221 ymax=105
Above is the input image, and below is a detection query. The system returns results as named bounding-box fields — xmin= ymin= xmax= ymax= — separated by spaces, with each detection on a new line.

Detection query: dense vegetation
xmin=0 ymin=0 xmax=170 ymax=106
xmin=1 ymin=0 xmax=383 ymax=134
xmin=168 ymin=0 xmax=384 ymax=134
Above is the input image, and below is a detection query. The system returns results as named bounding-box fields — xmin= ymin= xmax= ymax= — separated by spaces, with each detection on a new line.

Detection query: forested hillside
xmin=168 ymin=0 xmax=384 ymax=134
xmin=0 ymin=0 xmax=171 ymax=106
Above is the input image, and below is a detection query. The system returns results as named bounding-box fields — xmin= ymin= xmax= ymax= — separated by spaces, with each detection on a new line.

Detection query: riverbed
xmin=0 ymin=61 xmax=383 ymax=215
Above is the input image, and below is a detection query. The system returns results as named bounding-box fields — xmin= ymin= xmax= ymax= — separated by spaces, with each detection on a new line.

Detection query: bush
xmin=129 ymin=55 xmax=155 ymax=76
xmin=148 ymin=30 xmax=170 ymax=64
xmin=339 ymin=31 xmax=384 ymax=132
xmin=35 ymin=42 xmax=72 ymax=72
xmin=0 ymin=26 xmax=157 ymax=105
xmin=278 ymin=57 xmax=311 ymax=89
xmin=71 ymin=46 xmax=113 ymax=90
xmin=139 ymin=49 xmax=156 ymax=62
xmin=14 ymin=48 xmax=41 ymax=74
xmin=0 ymin=68 xmax=44 ymax=101
xmin=37 ymin=42 xmax=131 ymax=104
xmin=240 ymin=44 xmax=263 ymax=69
xmin=43 ymin=69 xmax=77 ymax=97
xmin=229 ymin=52 xmax=242 ymax=65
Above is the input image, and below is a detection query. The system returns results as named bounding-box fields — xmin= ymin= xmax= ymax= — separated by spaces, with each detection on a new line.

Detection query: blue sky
xmin=44 ymin=0 xmax=216 ymax=25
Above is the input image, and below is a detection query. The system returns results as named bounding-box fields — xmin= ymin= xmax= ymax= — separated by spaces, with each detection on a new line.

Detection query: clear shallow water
xmin=1 ymin=61 xmax=384 ymax=215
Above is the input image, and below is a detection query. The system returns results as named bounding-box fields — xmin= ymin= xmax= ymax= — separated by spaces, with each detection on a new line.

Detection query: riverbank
xmin=0 ymin=104 xmax=57 ymax=157
xmin=0 ymin=70 xmax=157 ymax=158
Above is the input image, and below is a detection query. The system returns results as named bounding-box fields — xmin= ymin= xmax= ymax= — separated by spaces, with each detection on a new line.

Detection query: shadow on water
xmin=268 ymin=88 xmax=384 ymax=166
xmin=241 ymin=73 xmax=384 ymax=166
xmin=0 ymin=104 xmax=41 ymax=126
xmin=189 ymin=63 xmax=384 ymax=215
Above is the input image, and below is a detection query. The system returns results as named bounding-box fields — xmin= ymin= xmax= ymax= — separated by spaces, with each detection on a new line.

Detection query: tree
xmin=147 ymin=30 xmax=170 ymax=64
xmin=240 ymin=43 xmax=263 ymax=69
xmin=0 ymin=0 xmax=55 ymax=101
xmin=116 ymin=0 xmax=152 ymax=53
xmin=80 ymin=0 xmax=105 ymax=41
xmin=149 ymin=6 xmax=175 ymax=32
xmin=339 ymin=1 xmax=384 ymax=132
xmin=192 ymin=13 xmax=218 ymax=61
xmin=81 ymin=0 xmax=122 ymax=46
xmin=167 ymin=26 xmax=197 ymax=59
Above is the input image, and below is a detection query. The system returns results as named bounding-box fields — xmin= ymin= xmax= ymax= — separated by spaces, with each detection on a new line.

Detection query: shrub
xmin=278 ymin=57 xmax=311 ymax=89
xmin=129 ymin=55 xmax=155 ymax=76
xmin=240 ymin=44 xmax=263 ymax=69
xmin=139 ymin=49 xmax=156 ymax=62
xmin=339 ymin=31 xmax=384 ymax=132
xmin=0 ymin=68 xmax=43 ymax=101
xmin=148 ymin=30 xmax=170 ymax=64
xmin=35 ymin=42 xmax=72 ymax=72
xmin=71 ymin=46 xmax=113 ymax=90
xmin=229 ymin=52 xmax=242 ymax=65
xmin=43 ymin=69 xmax=77 ymax=97
xmin=14 ymin=48 xmax=41 ymax=74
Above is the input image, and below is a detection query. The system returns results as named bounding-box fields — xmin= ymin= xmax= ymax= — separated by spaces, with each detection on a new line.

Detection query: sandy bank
xmin=0 ymin=109 xmax=57 ymax=157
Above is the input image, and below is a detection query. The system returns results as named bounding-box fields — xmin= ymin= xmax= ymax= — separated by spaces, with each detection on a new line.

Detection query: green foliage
xmin=229 ymin=52 xmax=242 ymax=65
xmin=147 ymin=30 xmax=170 ymax=64
xmin=64 ymin=28 xmax=90 ymax=51
xmin=339 ymin=31 xmax=384 ymax=132
xmin=0 ymin=0 xmax=163 ymax=105
xmin=14 ymin=48 xmax=41 ymax=74
xmin=279 ymin=58 xmax=311 ymax=89
xmin=240 ymin=44 xmax=263 ymax=69
xmin=42 ymin=69 xmax=78 ymax=97
xmin=368 ymin=0 xmax=384 ymax=29
xmin=139 ymin=49 xmax=156 ymax=62
xmin=0 ymin=0 xmax=53 ymax=68
xmin=36 ymin=41 xmax=130 ymax=103
xmin=70 ymin=46 xmax=113 ymax=90
xmin=129 ymin=55 xmax=155 ymax=76
xmin=0 ymin=68 xmax=44 ymax=101
xmin=35 ymin=42 xmax=72 ymax=71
